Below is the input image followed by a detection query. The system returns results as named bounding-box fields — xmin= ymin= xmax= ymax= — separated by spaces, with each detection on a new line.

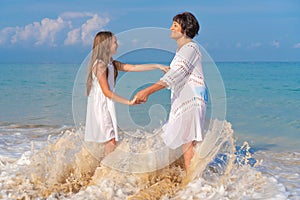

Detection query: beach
xmin=0 ymin=62 xmax=299 ymax=199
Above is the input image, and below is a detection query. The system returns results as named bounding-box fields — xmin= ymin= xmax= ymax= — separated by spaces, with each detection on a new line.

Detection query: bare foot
xmin=104 ymin=138 xmax=116 ymax=156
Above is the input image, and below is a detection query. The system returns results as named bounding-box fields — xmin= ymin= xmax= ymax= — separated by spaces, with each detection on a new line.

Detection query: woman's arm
xmin=95 ymin=63 xmax=134 ymax=105
xmin=113 ymin=60 xmax=169 ymax=73
xmin=160 ymin=43 xmax=199 ymax=90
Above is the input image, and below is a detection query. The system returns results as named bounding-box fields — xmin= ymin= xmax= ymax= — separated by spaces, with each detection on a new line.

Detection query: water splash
xmin=0 ymin=120 xmax=289 ymax=199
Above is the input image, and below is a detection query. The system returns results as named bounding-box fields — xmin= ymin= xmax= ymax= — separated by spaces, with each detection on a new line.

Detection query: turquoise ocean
xmin=0 ymin=62 xmax=299 ymax=199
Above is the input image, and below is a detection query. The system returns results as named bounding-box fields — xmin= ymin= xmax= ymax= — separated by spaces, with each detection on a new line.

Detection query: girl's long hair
xmin=86 ymin=31 xmax=118 ymax=96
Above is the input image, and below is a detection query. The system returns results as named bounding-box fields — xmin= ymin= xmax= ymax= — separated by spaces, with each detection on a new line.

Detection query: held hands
xmin=135 ymin=89 xmax=149 ymax=104
xmin=128 ymin=89 xmax=150 ymax=105
xmin=127 ymin=64 xmax=167 ymax=106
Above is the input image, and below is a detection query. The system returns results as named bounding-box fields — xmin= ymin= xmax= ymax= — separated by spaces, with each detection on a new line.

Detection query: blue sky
xmin=0 ymin=0 xmax=299 ymax=63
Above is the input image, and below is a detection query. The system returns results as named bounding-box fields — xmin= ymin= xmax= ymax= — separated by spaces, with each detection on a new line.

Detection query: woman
xmin=85 ymin=31 xmax=168 ymax=156
xmin=134 ymin=12 xmax=208 ymax=173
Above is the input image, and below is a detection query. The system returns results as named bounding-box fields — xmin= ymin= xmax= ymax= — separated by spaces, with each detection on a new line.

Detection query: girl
xmin=85 ymin=31 xmax=168 ymax=156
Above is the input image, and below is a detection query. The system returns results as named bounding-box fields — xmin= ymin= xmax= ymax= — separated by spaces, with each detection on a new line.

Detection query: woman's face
xmin=170 ymin=21 xmax=183 ymax=40
xmin=110 ymin=36 xmax=118 ymax=55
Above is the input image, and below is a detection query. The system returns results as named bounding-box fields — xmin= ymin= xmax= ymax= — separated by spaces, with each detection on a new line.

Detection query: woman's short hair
xmin=173 ymin=12 xmax=200 ymax=39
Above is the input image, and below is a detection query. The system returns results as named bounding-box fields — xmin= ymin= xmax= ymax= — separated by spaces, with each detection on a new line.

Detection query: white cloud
xmin=81 ymin=14 xmax=110 ymax=45
xmin=0 ymin=12 xmax=110 ymax=47
xmin=0 ymin=27 xmax=15 ymax=45
xmin=64 ymin=28 xmax=81 ymax=45
xmin=271 ymin=40 xmax=280 ymax=48
xmin=60 ymin=12 xmax=94 ymax=19
xmin=11 ymin=25 xmax=35 ymax=44
xmin=36 ymin=17 xmax=67 ymax=46
xmin=10 ymin=17 xmax=69 ymax=46
xmin=293 ymin=43 xmax=300 ymax=48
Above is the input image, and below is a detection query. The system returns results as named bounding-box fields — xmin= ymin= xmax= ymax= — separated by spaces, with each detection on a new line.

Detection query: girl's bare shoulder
xmin=93 ymin=60 xmax=107 ymax=76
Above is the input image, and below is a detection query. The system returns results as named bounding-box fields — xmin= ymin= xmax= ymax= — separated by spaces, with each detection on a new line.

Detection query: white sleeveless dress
xmin=160 ymin=42 xmax=208 ymax=149
xmin=84 ymin=60 xmax=118 ymax=143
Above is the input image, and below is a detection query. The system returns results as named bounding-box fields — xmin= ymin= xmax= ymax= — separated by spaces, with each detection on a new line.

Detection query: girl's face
xmin=170 ymin=21 xmax=184 ymax=40
xmin=110 ymin=36 xmax=118 ymax=55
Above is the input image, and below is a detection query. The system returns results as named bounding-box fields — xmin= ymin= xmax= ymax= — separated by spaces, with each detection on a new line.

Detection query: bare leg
xmin=104 ymin=138 xmax=116 ymax=156
xmin=182 ymin=141 xmax=194 ymax=174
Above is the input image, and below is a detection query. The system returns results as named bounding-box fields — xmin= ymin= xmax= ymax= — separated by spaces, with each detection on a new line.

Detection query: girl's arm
xmin=95 ymin=63 xmax=134 ymax=105
xmin=113 ymin=60 xmax=169 ymax=73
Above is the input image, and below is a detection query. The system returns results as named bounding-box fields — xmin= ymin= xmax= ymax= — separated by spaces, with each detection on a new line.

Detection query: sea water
xmin=0 ymin=62 xmax=299 ymax=199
